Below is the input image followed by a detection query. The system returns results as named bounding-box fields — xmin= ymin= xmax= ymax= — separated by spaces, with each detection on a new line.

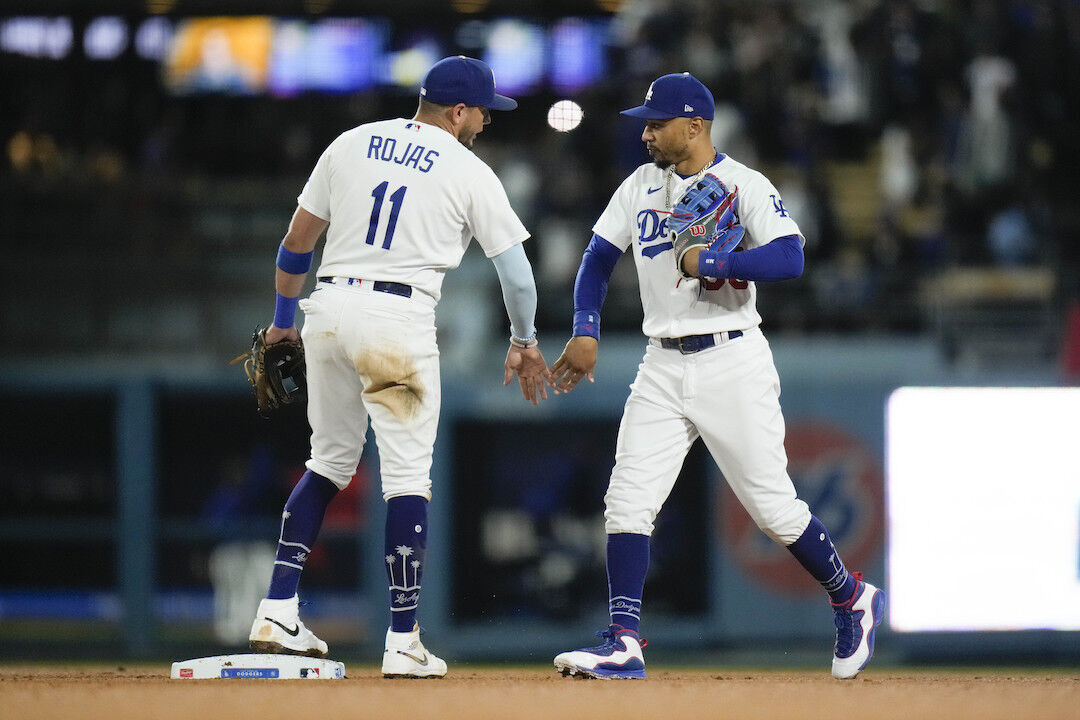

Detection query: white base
xmin=171 ymin=654 xmax=345 ymax=679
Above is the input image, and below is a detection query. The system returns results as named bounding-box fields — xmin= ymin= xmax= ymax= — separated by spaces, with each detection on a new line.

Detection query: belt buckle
xmin=677 ymin=336 xmax=696 ymax=355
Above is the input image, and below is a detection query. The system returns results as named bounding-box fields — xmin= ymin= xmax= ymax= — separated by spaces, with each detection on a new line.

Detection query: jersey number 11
xmin=366 ymin=181 xmax=408 ymax=249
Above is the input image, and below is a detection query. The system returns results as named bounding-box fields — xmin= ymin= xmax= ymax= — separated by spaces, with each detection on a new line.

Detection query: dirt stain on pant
xmin=353 ymin=346 xmax=426 ymax=423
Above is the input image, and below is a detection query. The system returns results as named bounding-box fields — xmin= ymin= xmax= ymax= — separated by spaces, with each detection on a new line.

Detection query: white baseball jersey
xmin=297 ymin=118 xmax=529 ymax=303
xmin=597 ymin=153 xmax=812 ymax=545
xmin=593 ymin=154 xmax=803 ymax=338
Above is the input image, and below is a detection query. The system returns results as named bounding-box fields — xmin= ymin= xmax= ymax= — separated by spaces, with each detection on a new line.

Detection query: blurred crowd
xmin=521 ymin=0 xmax=1078 ymax=337
xmin=3 ymin=0 xmax=1079 ymax=362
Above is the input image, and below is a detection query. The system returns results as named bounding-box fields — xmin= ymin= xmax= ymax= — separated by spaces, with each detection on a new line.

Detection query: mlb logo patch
xmin=179 ymin=668 xmax=193 ymax=678
xmin=300 ymin=668 xmax=320 ymax=678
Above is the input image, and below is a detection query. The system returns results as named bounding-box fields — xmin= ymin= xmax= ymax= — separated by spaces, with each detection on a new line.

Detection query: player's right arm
xmin=266 ymin=142 xmax=334 ymax=345
xmin=266 ymin=206 xmax=329 ymax=345
xmin=551 ymin=173 xmax=635 ymax=394
xmin=550 ymin=233 xmax=622 ymax=394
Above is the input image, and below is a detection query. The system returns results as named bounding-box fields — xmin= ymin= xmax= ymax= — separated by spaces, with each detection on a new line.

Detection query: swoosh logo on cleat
xmin=397 ymin=650 xmax=428 ymax=664
xmin=265 ymin=618 xmax=300 ymax=637
xmin=646 ymin=186 xmax=662 ymax=194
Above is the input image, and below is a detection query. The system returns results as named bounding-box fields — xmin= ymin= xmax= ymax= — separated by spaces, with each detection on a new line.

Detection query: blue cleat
xmin=554 ymin=625 xmax=647 ymax=679
xmin=831 ymin=572 xmax=886 ymax=679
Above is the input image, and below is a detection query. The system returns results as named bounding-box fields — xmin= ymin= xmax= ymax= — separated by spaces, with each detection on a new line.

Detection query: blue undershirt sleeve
xmin=699 ymin=233 xmax=804 ymax=282
xmin=572 ymin=233 xmax=623 ymax=338
xmin=490 ymin=243 xmax=538 ymax=340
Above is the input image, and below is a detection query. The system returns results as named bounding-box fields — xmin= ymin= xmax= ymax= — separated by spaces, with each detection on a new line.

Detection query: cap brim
xmin=489 ymin=94 xmax=517 ymax=111
xmin=620 ymin=105 xmax=677 ymax=119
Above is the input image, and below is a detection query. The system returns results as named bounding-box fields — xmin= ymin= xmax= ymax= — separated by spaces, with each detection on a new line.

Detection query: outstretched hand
xmin=504 ymin=345 xmax=551 ymax=405
xmin=549 ymin=336 xmax=598 ymax=394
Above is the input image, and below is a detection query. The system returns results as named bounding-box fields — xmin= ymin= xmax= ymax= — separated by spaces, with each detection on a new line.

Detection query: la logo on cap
xmin=645 ymin=82 xmax=654 ymax=101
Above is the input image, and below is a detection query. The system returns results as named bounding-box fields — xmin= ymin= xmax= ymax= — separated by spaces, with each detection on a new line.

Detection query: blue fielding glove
xmin=671 ymin=175 xmax=740 ymax=277
xmin=667 ymin=174 xmax=736 ymax=235
xmin=710 ymin=223 xmax=745 ymax=255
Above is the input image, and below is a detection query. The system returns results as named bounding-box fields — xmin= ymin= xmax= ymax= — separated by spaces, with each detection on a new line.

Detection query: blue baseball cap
xmin=420 ymin=56 xmax=517 ymax=111
xmin=620 ymin=72 xmax=714 ymax=121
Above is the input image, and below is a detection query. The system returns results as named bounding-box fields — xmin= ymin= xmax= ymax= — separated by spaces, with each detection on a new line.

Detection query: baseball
xmin=547 ymin=100 xmax=584 ymax=132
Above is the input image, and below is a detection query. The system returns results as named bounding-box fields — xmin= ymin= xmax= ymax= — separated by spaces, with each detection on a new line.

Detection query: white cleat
xmin=248 ymin=595 xmax=329 ymax=658
xmin=831 ymin=573 xmax=886 ymax=679
xmin=382 ymin=625 xmax=447 ymax=678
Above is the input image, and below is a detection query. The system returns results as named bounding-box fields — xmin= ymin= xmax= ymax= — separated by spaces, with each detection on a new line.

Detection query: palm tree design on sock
xmin=385 ymin=554 xmax=397 ymax=586
xmin=387 ymin=546 xmax=420 ymax=609
xmin=395 ymin=545 xmax=413 ymax=588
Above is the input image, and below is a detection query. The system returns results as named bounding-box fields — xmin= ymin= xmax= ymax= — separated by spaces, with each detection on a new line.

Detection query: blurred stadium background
xmin=2 ymin=0 xmax=1079 ymax=667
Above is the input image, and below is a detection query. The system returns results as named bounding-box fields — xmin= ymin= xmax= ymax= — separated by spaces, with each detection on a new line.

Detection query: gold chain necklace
xmin=664 ymin=151 xmax=718 ymax=211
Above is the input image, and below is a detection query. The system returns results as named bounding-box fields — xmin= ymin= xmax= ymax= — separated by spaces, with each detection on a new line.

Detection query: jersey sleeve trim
xmin=479 ymin=230 xmax=530 ymax=259
xmin=296 ymin=197 xmax=330 ymax=222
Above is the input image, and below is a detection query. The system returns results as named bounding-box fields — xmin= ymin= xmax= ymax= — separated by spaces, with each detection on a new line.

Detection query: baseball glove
xmin=669 ymin=174 xmax=741 ymax=276
xmin=231 ymin=328 xmax=307 ymax=416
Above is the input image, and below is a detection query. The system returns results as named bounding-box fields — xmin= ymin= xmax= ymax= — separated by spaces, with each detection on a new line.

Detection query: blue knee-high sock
xmin=607 ymin=533 xmax=649 ymax=632
xmin=385 ymin=495 xmax=428 ymax=632
xmin=267 ymin=470 xmax=340 ymax=600
xmin=785 ymin=515 xmax=858 ymax=604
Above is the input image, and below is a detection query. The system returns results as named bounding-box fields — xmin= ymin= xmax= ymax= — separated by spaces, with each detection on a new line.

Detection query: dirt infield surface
xmin=2 ymin=665 xmax=1078 ymax=720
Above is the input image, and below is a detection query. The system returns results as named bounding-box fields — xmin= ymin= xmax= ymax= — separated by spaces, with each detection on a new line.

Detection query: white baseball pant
xmin=604 ymin=327 xmax=811 ymax=544
xmin=298 ymin=280 xmax=440 ymax=500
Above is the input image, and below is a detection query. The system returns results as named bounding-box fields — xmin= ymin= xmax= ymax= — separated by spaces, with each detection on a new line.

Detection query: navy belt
xmin=317 ymin=276 xmax=412 ymax=298
xmin=657 ymin=330 xmax=742 ymax=354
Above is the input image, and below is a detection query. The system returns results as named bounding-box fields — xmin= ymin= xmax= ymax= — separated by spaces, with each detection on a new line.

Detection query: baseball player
xmin=549 ymin=73 xmax=885 ymax=680
xmin=247 ymin=56 xmax=550 ymax=678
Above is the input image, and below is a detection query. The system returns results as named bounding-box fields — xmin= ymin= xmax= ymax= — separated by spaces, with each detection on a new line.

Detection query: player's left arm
xmin=491 ymin=243 xmax=551 ymax=406
xmin=465 ymin=164 xmax=551 ymax=405
xmin=681 ymin=233 xmax=803 ymax=282
xmin=266 ymin=206 xmax=329 ymax=344
xmin=681 ymin=171 xmax=804 ymax=282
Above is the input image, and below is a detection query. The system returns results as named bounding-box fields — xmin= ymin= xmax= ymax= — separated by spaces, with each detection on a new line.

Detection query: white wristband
xmin=509 ymin=332 xmax=538 ymax=349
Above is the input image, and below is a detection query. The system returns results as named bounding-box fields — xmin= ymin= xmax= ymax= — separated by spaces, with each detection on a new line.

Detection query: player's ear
xmin=687 ymin=116 xmax=705 ymax=139
xmin=450 ymin=103 xmax=469 ymax=128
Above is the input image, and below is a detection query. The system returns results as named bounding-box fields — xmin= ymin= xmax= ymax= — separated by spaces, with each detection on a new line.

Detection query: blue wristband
xmin=573 ymin=310 xmax=600 ymax=339
xmin=276 ymin=241 xmax=314 ymax=275
xmin=274 ymin=292 xmax=299 ymax=329
xmin=698 ymin=249 xmax=733 ymax=278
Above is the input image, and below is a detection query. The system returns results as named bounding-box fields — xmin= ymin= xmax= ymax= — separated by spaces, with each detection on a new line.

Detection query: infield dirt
xmin=2 ymin=666 xmax=1078 ymax=720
